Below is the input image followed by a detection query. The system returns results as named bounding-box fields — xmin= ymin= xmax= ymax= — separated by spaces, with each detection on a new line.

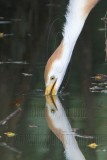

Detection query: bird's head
xmin=44 ymin=42 xmax=65 ymax=95
xmin=44 ymin=59 xmax=64 ymax=95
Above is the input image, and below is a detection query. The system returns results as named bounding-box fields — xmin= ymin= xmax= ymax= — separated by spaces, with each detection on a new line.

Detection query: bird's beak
xmin=45 ymin=95 xmax=57 ymax=112
xmin=45 ymin=80 xmax=57 ymax=95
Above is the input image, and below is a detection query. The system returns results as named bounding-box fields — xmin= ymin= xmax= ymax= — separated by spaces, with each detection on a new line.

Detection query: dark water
xmin=0 ymin=89 xmax=107 ymax=160
xmin=0 ymin=0 xmax=107 ymax=160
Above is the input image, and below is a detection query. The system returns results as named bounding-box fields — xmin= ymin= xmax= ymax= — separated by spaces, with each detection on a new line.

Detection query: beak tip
xmin=45 ymin=88 xmax=50 ymax=96
xmin=45 ymin=82 xmax=57 ymax=96
xmin=45 ymin=89 xmax=57 ymax=96
xmin=45 ymin=91 xmax=49 ymax=96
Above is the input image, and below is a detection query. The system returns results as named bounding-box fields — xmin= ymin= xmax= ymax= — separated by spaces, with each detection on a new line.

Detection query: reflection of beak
xmin=45 ymin=80 xmax=57 ymax=95
xmin=45 ymin=95 xmax=57 ymax=112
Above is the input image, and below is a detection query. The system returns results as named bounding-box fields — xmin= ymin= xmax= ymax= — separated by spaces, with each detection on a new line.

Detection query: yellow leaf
xmin=95 ymin=75 xmax=101 ymax=80
xmin=4 ymin=132 xmax=16 ymax=137
xmin=88 ymin=143 xmax=98 ymax=149
xmin=0 ymin=33 xmax=4 ymax=38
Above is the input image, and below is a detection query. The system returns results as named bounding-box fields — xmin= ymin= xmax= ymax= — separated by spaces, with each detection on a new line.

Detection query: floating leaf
xmin=95 ymin=75 xmax=102 ymax=80
xmin=10 ymin=98 xmax=23 ymax=107
xmin=91 ymin=74 xmax=107 ymax=82
xmin=4 ymin=132 xmax=16 ymax=137
xmin=0 ymin=32 xmax=4 ymax=38
xmin=0 ymin=33 xmax=14 ymax=38
xmin=29 ymin=125 xmax=38 ymax=128
xmin=96 ymin=149 xmax=106 ymax=152
xmin=15 ymin=100 xmax=21 ymax=107
xmin=88 ymin=143 xmax=98 ymax=149
xmin=21 ymin=73 xmax=32 ymax=77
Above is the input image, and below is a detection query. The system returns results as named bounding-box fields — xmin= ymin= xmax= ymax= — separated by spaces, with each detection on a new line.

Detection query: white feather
xmin=46 ymin=96 xmax=86 ymax=160
xmin=61 ymin=0 xmax=99 ymax=66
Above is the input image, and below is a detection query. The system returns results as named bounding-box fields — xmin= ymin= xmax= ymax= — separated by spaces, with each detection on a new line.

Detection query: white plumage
xmin=45 ymin=0 xmax=100 ymax=95
xmin=45 ymin=96 xmax=86 ymax=160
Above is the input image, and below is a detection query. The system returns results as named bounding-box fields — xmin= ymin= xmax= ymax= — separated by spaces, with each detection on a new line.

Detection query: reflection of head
xmin=45 ymin=96 xmax=86 ymax=160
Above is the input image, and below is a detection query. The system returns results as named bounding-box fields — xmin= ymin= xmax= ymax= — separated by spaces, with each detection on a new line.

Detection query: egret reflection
xmin=45 ymin=96 xmax=86 ymax=160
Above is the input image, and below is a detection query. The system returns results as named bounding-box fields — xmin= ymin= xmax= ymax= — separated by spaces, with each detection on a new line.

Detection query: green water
xmin=0 ymin=88 xmax=107 ymax=160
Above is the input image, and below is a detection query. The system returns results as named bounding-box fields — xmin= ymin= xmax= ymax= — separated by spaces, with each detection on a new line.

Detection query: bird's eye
xmin=50 ymin=76 xmax=55 ymax=80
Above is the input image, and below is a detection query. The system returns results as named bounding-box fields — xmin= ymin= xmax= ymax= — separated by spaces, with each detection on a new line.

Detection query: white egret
xmin=44 ymin=0 xmax=100 ymax=95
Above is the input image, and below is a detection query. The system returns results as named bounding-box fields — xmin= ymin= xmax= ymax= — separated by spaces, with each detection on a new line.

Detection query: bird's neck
xmin=46 ymin=100 xmax=86 ymax=160
xmin=64 ymin=138 xmax=86 ymax=160
xmin=61 ymin=0 xmax=99 ymax=63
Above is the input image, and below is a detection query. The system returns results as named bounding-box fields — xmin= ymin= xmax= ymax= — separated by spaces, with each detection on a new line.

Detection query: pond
xmin=0 ymin=87 xmax=107 ymax=160
xmin=0 ymin=0 xmax=107 ymax=160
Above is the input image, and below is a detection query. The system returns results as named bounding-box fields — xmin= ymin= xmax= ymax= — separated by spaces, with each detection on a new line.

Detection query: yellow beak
xmin=45 ymin=95 xmax=57 ymax=112
xmin=45 ymin=80 xmax=57 ymax=95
